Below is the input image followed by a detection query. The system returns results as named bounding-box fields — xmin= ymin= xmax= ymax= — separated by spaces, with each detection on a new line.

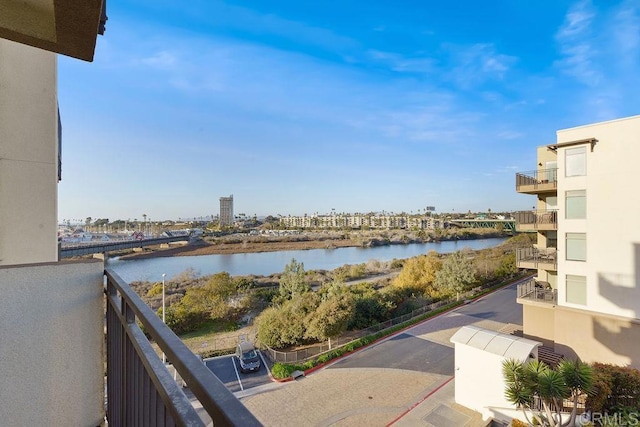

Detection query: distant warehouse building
xmin=219 ymin=195 xmax=234 ymax=227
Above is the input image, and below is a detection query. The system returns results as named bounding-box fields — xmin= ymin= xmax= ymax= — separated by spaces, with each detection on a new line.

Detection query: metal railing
xmin=514 ymin=209 xmax=558 ymax=230
xmin=105 ymin=268 xmax=260 ymax=427
xmin=515 ymin=168 xmax=558 ymax=191
xmin=531 ymin=394 xmax=586 ymax=414
xmin=517 ymin=277 xmax=558 ymax=304
xmin=61 ymin=235 xmax=189 ymax=258
xmin=263 ymin=287 xmax=486 ymax=364
xmin=516 ymin=246 xmax=557 ymax=270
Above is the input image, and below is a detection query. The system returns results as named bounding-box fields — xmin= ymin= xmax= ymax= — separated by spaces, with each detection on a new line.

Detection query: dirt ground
xmin=120 ymin=238 xmax=360 ymax=260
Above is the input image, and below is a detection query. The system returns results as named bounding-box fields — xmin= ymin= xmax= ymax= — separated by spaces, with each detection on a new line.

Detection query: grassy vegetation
xmin=269 ymin=273 xmax=530 ymax=380
xmin=170 ymin=319 xmax=244 ymax=356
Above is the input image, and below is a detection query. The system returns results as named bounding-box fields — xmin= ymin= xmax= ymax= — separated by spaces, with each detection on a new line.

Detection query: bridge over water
xmin=59 ymin=236 xmax=190 ymax=258
xmin=448 ymin=218 xmax=516 ymax=232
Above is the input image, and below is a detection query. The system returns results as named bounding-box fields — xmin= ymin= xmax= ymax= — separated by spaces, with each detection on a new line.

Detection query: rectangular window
xmin=566 ymin=233 xmax=586 ymax=261
xmin=566 ymin=190 xmax=586 ymax=219
xmin=566 ymin=275 xmax=587 ymax=305
xmin=546 ymin=196 xmax=558 ymax=210
xmin=565 ymin=146 xmax=586 ymax=177
xmin=546 ymin=161 xmax=558 ymax=182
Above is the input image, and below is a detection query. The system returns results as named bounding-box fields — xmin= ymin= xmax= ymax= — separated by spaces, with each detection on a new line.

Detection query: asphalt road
xmin=205 ymin=351 xmax=272 ymax=393
xmin=329 ymin=280 xmax=523 ymax=375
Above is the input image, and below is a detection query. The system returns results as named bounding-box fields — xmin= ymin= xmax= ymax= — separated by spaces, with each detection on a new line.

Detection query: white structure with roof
xmin=450 ymin=325 xmax=542 ymax=423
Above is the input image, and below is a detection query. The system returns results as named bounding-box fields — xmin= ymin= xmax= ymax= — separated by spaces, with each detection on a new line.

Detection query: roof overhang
xmin=547 ymin=138 xmax=597 ymax=152
xmin=0 ymin=0 xmax=107 ymax=62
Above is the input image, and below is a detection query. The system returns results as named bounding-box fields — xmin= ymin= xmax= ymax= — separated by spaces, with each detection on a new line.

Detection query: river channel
xmin=107 ymin=237 xmax=506 ymax=283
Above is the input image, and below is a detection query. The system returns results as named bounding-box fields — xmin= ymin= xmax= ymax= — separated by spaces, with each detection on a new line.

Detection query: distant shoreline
xmin=118 ymin=238 xmax=360 ymax=260
xmin=117 ymin=230 xmax=504 ymax=261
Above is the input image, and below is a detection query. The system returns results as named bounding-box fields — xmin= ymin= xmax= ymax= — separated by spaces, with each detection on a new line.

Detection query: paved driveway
xmin=241 ymin=280 xmax=525 ymax=426
xmin=205 ymin=352 xmax=272 ymax=393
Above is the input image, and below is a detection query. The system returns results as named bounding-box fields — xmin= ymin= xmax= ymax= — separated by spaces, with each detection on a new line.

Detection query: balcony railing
xmin=514 ymin=209 xmax=558 ymax=231
xmin=516 ymin=246 xmax=557 ymax=271
xmin=105 ymin=268 xmax=260 ymax=426
xmin=515 ymin=168 xmax=558 ymax=193
xmin=517 ymin=277 xmax=558 ymax=304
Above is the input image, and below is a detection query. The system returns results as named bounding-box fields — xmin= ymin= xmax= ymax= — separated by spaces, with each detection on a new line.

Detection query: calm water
xmin=107 ymin=238 xmax=506 ymax=283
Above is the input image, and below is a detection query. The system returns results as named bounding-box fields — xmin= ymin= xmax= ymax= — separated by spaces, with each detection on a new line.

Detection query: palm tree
xmin=503 ymin=358 xmax=594 ymax=426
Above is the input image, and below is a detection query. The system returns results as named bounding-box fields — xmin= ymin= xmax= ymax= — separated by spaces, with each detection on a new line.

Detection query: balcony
xmin=0 ymin=261 xmax=259 ymax=426
xmin=516 ymin=246 xmax=557 ymax=271
xmin=515 ymin=168 xmax=558 ymax=194
xmin=514 ymin=209 xmax=558 ymax=232
xmin=105 ymin=268 xmax=260 ymax=426
xmin=517 ymin=277 xmax=558 ymax=305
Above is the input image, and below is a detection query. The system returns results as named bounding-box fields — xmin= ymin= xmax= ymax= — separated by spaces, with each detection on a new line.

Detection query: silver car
xmin=236 ymin=340 xmax=261 ymax=373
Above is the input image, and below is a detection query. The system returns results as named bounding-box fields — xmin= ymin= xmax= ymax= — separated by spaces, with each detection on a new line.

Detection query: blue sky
xmin=57 ymin=0 xmax=640 ymax=222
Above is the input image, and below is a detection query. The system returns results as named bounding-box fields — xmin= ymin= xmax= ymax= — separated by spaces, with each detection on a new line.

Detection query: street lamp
xmin=162 ymin=273 xmax=166 ymax=364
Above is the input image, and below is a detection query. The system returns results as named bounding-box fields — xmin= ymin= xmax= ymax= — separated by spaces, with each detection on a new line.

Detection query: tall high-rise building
xmin=219 ymin=195 xmax=234 ymax=227
xmin=514 ymin=114 xmax=640 ymax=369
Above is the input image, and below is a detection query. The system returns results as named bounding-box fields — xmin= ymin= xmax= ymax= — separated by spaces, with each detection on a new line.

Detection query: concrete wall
xmin=522 ymin=304 xmax=555 ymax=347
xmin=0 ymin=260 xmax=104 ymax=426
xmin=454 ymin=344 xmax=513 ymax=420
xmin=0 ymin=38 xmax=58 ymax=265
xmin=554 ymin=305 xmax=640 ymax=369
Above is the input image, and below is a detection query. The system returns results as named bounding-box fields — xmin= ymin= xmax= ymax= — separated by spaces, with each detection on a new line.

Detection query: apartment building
xmin=514 ymin=115 xmax=640 ymax=369
xmin=219 ymin=194 xmax=234 ymax=226
xmin=280 ymin=213 xmax=442 ymax=230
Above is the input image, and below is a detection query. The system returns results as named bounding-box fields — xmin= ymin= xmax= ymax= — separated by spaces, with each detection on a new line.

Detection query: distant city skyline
xmin=59 ymin=208 xmax=517 ymax=225
xmin=57 ymin=1 xmax=640 ymax=221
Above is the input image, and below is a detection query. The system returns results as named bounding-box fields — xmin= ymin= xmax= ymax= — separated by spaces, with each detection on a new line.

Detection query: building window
xmin=566 ymin=274 xmax=587 ymax=305
xmin=565 ymin=146 xmax=586 ymax=177
xmin=566 ymin=190 xmax=586 ymax=219
xmin=566 ymin=232 xmax=586 ymax=261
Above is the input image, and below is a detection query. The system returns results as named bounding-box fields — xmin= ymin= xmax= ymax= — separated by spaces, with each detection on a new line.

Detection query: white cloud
xmin=368 ymin=49 xmax=435 ymax=73
xmin=445 ymin=43 xmax=517 ymax=89
xmin=555 ymin=0 xmax=601 ymax=86
xmin=552 ymin=0 xmax=640 ymax=120
xmin=497 ymin=131 xmax=524 ymax=140
xmin=612 ymin=1 xmax=640 ymax=62
xmin=139 ymin=51 xmax=178 ymax=69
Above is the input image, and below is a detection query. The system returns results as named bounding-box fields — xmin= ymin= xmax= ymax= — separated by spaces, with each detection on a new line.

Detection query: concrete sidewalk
xmin=391 ymin=377 xmax=490 ymax=427
xmin=241 ymin=368 xmax=491 ymax=427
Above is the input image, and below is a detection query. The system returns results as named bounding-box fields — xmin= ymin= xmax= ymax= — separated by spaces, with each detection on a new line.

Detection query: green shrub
xmin=146 ymin=282 xmax=163 ymax=297
xmin=390 ymin=258 xmax=404 ymax=269
xmin=344 ymin=342 xmax=356 ymax=352
xmin=200 ymin=348 xmax=235 ymax=359
xmin=271 ymin=362 xmax=307 ymax=379
xmin=316 ymin=354 xmax=330 ymax=364
xmin=588 ymin=363 xmax=640 ymax=412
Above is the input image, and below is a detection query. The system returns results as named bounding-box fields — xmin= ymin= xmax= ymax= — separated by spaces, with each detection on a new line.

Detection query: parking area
xmin=205 ymin=351 xmax=272 ymax=393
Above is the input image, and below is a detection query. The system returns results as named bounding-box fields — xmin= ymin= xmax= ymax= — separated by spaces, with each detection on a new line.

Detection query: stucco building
xmin=515 ymin=115 xmax=640 ymax=369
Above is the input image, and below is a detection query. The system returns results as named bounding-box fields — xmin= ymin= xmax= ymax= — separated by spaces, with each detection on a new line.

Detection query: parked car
xmin=236 ymin=340 xmax=261 ymax=373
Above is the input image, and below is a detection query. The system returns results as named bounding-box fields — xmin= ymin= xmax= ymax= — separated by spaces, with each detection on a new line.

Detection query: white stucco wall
xmin=454 ymin=344 xmax=513 ymax=420
xmin=0 ymin=38 xmax=58 ymax=265
xmin=556 ymin=115 xmax=640 ymax=320
xmin=451 ymin=326 xmax=541 ymax=423
xmin=0 ymin=260 xmax=104 ymax=426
